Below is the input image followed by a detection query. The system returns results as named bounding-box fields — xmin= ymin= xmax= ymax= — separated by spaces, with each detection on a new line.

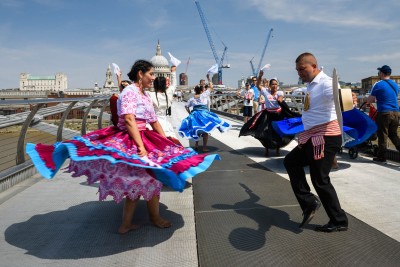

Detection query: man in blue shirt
xmin=251 ymin=77 xmax=259 ymax=113
xmin=367 ymin=65 xmax=400 ymax=163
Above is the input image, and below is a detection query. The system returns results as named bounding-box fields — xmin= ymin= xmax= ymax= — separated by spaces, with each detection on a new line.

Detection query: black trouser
xmin=376 ymin=111 xmax=400 ymax=159
xmin=284 ymin=135 xmax=348 ymax=226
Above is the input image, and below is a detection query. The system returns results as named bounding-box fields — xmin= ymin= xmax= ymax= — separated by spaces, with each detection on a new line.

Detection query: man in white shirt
xmin=283 ymin=52 xmax=348 ymax=233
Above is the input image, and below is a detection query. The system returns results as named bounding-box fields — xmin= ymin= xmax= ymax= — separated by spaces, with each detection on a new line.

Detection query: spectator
xmin=251 ymin=77 xmax=259 ymax=114
xmin=367 ymin=65 xmax=400 ymax=163
xmin=237 ymin=82 xmax=254 ymax=123
xmin=176 ymin=90 xmax=183 ymax=102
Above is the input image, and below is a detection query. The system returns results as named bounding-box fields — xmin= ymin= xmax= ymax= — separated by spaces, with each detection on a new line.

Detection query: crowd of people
xmin=26 ymin=51 xmax=399 ymax=236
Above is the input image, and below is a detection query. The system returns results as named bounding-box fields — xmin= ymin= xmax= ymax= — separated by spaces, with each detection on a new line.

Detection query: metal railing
xmin=0 ymin=96 xmax=112 ymax=192
xmin=207 ymin=92 xmax=306 ymax=115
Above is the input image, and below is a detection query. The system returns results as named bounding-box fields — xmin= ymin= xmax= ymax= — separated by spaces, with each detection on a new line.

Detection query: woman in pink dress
xmin=26 ymin=60 xmax=220 ymax=234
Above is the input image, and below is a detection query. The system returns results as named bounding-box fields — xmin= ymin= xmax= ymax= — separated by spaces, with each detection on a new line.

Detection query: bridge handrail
xmin=1 ymin=96 xmax=112 ymax=168
xmin=0 ymin=95 xmax=111 ymax=106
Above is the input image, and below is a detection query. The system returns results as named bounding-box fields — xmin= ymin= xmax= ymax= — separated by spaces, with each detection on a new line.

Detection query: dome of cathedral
xmin=150 ymin=41 xmax=170 ymax=72
xmin=151 ymin=55 xmax=169 ymax=68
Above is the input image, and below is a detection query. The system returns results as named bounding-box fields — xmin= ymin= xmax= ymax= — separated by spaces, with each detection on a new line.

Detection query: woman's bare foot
xmin=118 ymin=224 xmax=140 ymax=234
xmin=202 ymin=147 xmax=209 ymax=153
xmin=151 ymin=216 xmax=172 ymax=228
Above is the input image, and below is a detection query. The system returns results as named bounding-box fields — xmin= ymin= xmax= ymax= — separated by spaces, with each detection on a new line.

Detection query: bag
xmin=166 ymin=106 xmax=172 ymax=116
xmin=383 ymin=79 xmax=398 ymax=94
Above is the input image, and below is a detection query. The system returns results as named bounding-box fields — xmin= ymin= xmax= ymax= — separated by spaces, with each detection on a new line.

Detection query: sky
xmin=1 ymin=0 xmax=400 ymax=89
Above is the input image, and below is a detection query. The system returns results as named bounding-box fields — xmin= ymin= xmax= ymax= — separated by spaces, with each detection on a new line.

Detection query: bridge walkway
xmin=0 ymin=102 xmax=399 ymax=267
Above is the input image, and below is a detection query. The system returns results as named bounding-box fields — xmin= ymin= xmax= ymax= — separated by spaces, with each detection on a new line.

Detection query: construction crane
xmin=184 ymin=57 xmax=190 ymax=75
xmin=194 ymin=0 xmax=229 ymax=85
xmin=251 ymin=28 xmax=274 ymax=77
xmin=179 ymin=57 xmax=190 ymax=86
xmin=250 ymin=57 xmax=256 ymax=77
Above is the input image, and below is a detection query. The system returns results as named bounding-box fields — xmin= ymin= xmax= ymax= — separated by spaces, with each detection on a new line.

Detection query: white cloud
xmin=244 ymin=0 xmax=397 ymax=29
xmin=350 ymin=52 xmax=400 ymax=63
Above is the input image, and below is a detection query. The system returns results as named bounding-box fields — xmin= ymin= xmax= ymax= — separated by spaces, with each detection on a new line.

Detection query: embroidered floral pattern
xmin=68 ymin=159 xmax=162 ymax=203
xmin=118 ymin=85 xmax=157 ymax=130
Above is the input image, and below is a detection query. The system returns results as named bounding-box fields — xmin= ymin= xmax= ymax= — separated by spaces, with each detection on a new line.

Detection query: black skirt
xmin=239 ymin=101 xmax=301 ymax=149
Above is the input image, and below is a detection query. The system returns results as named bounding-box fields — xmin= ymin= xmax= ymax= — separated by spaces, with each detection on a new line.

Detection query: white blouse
xmin=260 ymin=88 xmax=284 ymax=109
xmin=186 ymin=89 xmax=211 ymax=107
xmin=149 ymin=88 xmax=174 ymax=116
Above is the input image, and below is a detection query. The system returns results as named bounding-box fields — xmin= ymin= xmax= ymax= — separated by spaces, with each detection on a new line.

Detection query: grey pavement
xmin=213 ymin=114 xmax=400 ymax=242
xmin=0 ymin=101 xmax=399 ymax=267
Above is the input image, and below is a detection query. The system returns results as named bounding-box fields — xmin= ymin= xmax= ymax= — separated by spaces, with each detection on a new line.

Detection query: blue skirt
xmin=178 ymin=105 xmax=231 ymax=141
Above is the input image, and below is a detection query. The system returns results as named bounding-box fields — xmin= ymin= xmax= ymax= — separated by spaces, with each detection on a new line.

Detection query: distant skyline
xmin=1 ymin=0 xmax=399 ymax=89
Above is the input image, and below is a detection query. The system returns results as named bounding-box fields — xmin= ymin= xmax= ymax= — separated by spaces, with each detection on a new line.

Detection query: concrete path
xmin=0 ymin=100 xmax=398 ymax=267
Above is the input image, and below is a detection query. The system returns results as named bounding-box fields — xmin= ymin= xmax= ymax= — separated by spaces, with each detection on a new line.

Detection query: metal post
xmin=98 ymin=100 xmax=108 ymax=129
xmin=81 ymin=99 xmax=98 ymax=136
xmin=57 ymin=101 xmax=77 ymax=142
xmin=234 ymin=95 xmax=240 ymax=115
xmin=210 ymin=95 xmax=215 ymax=109
xmin=223 ymin=94 xmax=228 ymax=112
xmin=16 ymin=103 xmax=44 ymax=165
xmin=228 ymin=94 xmax=232 ymax=113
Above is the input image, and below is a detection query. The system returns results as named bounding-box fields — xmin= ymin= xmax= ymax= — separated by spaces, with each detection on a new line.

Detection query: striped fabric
xmin=136 ymin=119 xmax=147 ymax=131
xmin=298 ymin=120 xmax=341 ymax=160
xmin=266 ymin=107 xmax=282 ymax=113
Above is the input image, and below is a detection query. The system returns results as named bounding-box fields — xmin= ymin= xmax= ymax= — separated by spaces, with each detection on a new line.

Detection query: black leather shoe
xmin=299 ymin=200 xmax=321 ymax=228
xmin=315 ymin=223 xmax=348 ymax=232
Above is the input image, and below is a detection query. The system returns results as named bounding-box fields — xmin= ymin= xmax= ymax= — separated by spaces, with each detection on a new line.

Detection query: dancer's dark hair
xmin=153 ymin=76 xmax=169 ymax=111
xmin=127 ymin=60 xmax=153 ymax=82
xmin=194 ymin=85 xmax=204 ymax=95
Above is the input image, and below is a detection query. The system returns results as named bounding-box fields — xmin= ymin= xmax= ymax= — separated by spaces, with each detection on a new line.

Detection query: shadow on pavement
xmin=212 ymin=183 xmax=301 ymax=251
xmin=5 ymin=200 xmax=183 ymax=259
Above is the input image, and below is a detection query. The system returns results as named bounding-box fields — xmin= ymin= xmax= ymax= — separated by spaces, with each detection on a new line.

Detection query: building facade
xmin=19 ymin=73 xmax=67 ymax=92
xmin=179 ymin=73 xmax=188 ymax=85
xmin=103 ymin=65 xmax=116 ymax=88
xmin=361 ymin=75 xmax=400 ymax=95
